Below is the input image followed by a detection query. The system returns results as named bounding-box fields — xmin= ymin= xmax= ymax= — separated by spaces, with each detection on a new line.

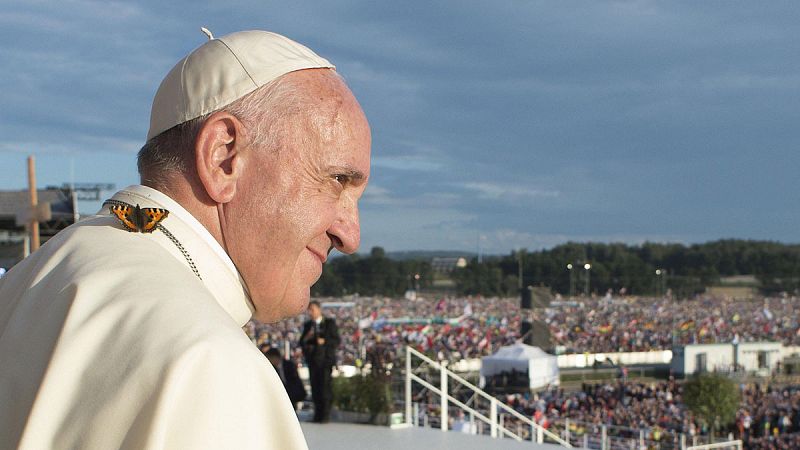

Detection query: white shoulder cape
xmin=0 ymin=185 xmax=308 ymax=450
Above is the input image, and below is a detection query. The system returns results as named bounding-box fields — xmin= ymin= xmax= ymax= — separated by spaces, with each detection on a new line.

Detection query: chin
xmin=286 ymin=289 xmax=311 ymax=318
xmin=266 ymin=288 xmax=312 ymax=322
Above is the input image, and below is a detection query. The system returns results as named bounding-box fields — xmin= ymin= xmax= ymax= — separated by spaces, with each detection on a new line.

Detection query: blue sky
xmin=1 ymin=1 xmax=798 ymax=254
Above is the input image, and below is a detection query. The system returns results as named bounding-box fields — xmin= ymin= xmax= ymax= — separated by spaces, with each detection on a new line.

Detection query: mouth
xmin=307 ymin=247 xmax=327 ymax=265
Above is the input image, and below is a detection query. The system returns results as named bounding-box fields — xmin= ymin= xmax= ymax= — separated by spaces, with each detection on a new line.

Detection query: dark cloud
xmin=1 ymin=1 xmax=798 ymax=253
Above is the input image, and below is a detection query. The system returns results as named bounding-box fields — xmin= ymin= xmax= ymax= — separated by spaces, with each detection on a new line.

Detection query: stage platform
xmin=301 ymin=422 xmax=564 ymax=450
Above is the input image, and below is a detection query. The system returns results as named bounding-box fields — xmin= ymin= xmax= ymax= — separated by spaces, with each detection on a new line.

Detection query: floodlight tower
xmin=584 ymin=263 xmax=591 ymax=296
xmin=566 ymin=263 xmax=574 ymax=297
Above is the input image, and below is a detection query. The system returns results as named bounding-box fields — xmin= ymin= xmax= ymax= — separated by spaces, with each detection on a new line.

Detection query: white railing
xmin=686 ymin=440 xmax=742 ymax=450
xmin=404 ymin=346 xmax=572 ymax=447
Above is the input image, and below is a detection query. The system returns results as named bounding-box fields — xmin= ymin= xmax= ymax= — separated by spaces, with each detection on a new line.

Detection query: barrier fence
xmin=403 ymin=345 xmax=743 ymax=450
xmin=404 ymin=345 xmax=572 ymax=446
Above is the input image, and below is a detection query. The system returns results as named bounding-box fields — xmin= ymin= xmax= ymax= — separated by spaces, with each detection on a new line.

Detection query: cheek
xmin=265 ymin=256 xmax=315 ymax=320
xmin=224 ymin=197 xmax=288 ymax=292
xmin=290 ymin=196 xmax=338 ymax=242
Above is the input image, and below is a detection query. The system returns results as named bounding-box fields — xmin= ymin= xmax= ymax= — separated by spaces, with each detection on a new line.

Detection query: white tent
xmin=479 ymin=343 xmax=559 ymax=390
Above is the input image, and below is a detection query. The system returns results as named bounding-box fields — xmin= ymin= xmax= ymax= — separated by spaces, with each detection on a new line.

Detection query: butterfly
xmin=110 ymin=204 xmax=169 ymax=233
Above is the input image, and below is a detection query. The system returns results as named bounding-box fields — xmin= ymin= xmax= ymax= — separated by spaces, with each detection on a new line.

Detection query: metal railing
xmin=685 ymin=441 xmax=742 ymax=450
xmin=404 ymin=345 xmax=572 ymax=447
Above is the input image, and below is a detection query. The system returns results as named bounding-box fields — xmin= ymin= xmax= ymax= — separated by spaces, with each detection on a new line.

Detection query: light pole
xmin=566 ymin=263 xmax=574 ymax=297
xmin=584 ymin=263 xmax=591 ymax=296
xmin=655 ymin=269 xmax=665 ymax=297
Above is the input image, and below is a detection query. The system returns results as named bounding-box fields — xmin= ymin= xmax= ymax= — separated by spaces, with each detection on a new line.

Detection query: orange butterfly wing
xmin=110 ymin=205 xmax=139 ymax=232
xmin=141 ymin=208 xmax=169 ymax=233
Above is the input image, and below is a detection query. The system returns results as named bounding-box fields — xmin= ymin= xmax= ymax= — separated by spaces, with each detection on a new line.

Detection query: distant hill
xmin=386 ymin=250 xmax=477 ymax=261
xmin=328 ymin=249 xmax=476 ymax=261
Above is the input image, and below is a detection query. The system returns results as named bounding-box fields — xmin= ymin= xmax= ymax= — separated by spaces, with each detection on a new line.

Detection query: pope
xmin=0 ymin=29 xmax=370 ymax=449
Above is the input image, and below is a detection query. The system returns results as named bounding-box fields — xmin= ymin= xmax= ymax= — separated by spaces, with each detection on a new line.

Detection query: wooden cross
xmin=14 ymin=156 xmax=51 ymax=253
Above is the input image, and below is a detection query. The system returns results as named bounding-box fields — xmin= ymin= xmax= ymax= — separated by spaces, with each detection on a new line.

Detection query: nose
xmin=327 ymin=200 xmax=360 ymax=255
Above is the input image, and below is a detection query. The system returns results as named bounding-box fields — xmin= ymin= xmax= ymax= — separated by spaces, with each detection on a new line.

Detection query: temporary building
xmin=479 ymin=343 xmax=559 ymax=390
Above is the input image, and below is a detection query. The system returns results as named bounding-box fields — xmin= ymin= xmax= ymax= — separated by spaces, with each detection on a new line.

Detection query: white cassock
xmin=0 ymin=185 xmax=308 ymax=450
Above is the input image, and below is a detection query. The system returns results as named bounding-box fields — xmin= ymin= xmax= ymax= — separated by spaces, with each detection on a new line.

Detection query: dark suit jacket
xmin=279 ymin=359 xmax=306 ymax=405
xmin=300 ymin=317 xmax=340 ymax=368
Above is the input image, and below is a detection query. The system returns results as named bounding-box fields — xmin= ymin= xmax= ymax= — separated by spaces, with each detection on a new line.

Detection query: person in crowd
xmin=0 ymin=29 xmax=370 ymax=449
xmin=301 ymin=301 xmax=341 ymax=423
xmin=264 ymin=347 xmax=307 ymax=410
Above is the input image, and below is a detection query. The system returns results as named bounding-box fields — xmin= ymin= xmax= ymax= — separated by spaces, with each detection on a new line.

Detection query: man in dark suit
xmin=300 ymin=301 xmax=340 ymax=423
xmin=264 ymin=347 xmax=306 ymax=410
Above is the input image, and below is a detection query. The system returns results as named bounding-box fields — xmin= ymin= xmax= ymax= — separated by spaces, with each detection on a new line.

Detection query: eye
xmin=333 ymin=174 xmax=351 ymax=186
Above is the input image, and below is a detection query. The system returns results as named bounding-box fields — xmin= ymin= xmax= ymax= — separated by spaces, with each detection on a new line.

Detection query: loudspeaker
xmin=520 ymin=320 xmax=533 ymax=343
xmin=520 ymin=319 xmax=552 ymax=350
xmin=521 ymin=286 xmax=553 ymax=309
xmin=520 ymin=287 xmax=532 ymax=309
xmin=530 ymin=287 xmax=553 ymax=309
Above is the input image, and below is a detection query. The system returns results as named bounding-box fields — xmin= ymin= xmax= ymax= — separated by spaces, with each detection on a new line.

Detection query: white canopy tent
xmin=479 ymin=343 xmax=559 ymax=390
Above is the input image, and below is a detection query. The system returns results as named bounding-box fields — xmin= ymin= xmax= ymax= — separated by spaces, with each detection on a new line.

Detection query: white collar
xmin=105 ymin=185 xmax=255 ymax=325
xmin=115 ymin=185 xmax=239 ymax=278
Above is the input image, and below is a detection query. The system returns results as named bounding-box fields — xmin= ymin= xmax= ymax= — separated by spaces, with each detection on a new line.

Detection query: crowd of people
xmin=547 ymin=295 xmax=800 ymax=354
xmin=410 ymin=378 xmax=800 ymax=449
xmin=246 ymin=293 xmax=800 ymax=449
xmin=501 ymin=380 xmax=689 ymax=446
xmin=512 ymin=381 xmax=682 ymax=432
xmin=246 ymin=295 xmax=522 ymax=366
xmin=499 ymin=381 xmax=800 ymax=450
xmin=736 ymin=384 xmax=800 ymax=449
xmin=246 ymin=294 xmax=800 ymax=365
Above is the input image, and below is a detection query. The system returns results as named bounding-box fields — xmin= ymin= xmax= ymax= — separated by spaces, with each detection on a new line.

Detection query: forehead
xmin=289 ymin=70 xmax=371 ymax=177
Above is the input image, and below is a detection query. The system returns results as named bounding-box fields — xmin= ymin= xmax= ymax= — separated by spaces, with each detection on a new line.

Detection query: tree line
xmin=312 ymin=240 xmax=800 ymax=298
xmin=312 ymin=246 xmax=434 ymax=297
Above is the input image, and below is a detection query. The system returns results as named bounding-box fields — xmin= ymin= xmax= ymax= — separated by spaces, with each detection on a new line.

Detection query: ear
xmin=194 ymin=111 xmax=248 ymax=203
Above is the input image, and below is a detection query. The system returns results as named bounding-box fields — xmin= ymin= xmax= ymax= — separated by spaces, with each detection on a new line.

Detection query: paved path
xmin=301 ymin=422 xmax=565 ymax=450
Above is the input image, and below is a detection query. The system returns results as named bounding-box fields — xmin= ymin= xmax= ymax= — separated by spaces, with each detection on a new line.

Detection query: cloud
xmin=0 ymin=135 xmax=142 ymax=155
xmin=360 ymin=184 xmax=393 ymax=206
xmin=0 ymin=1 xmax=180 ymax=156
xmin=372 ymin=156 xmax=443 ymax=172
xmin=360 ymin=206 xmax=477 ymax=252
xmin=3 ymin=0 xmax=799 ymax=252
xmin=458 ymin=182 xmax=560 ymax=201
